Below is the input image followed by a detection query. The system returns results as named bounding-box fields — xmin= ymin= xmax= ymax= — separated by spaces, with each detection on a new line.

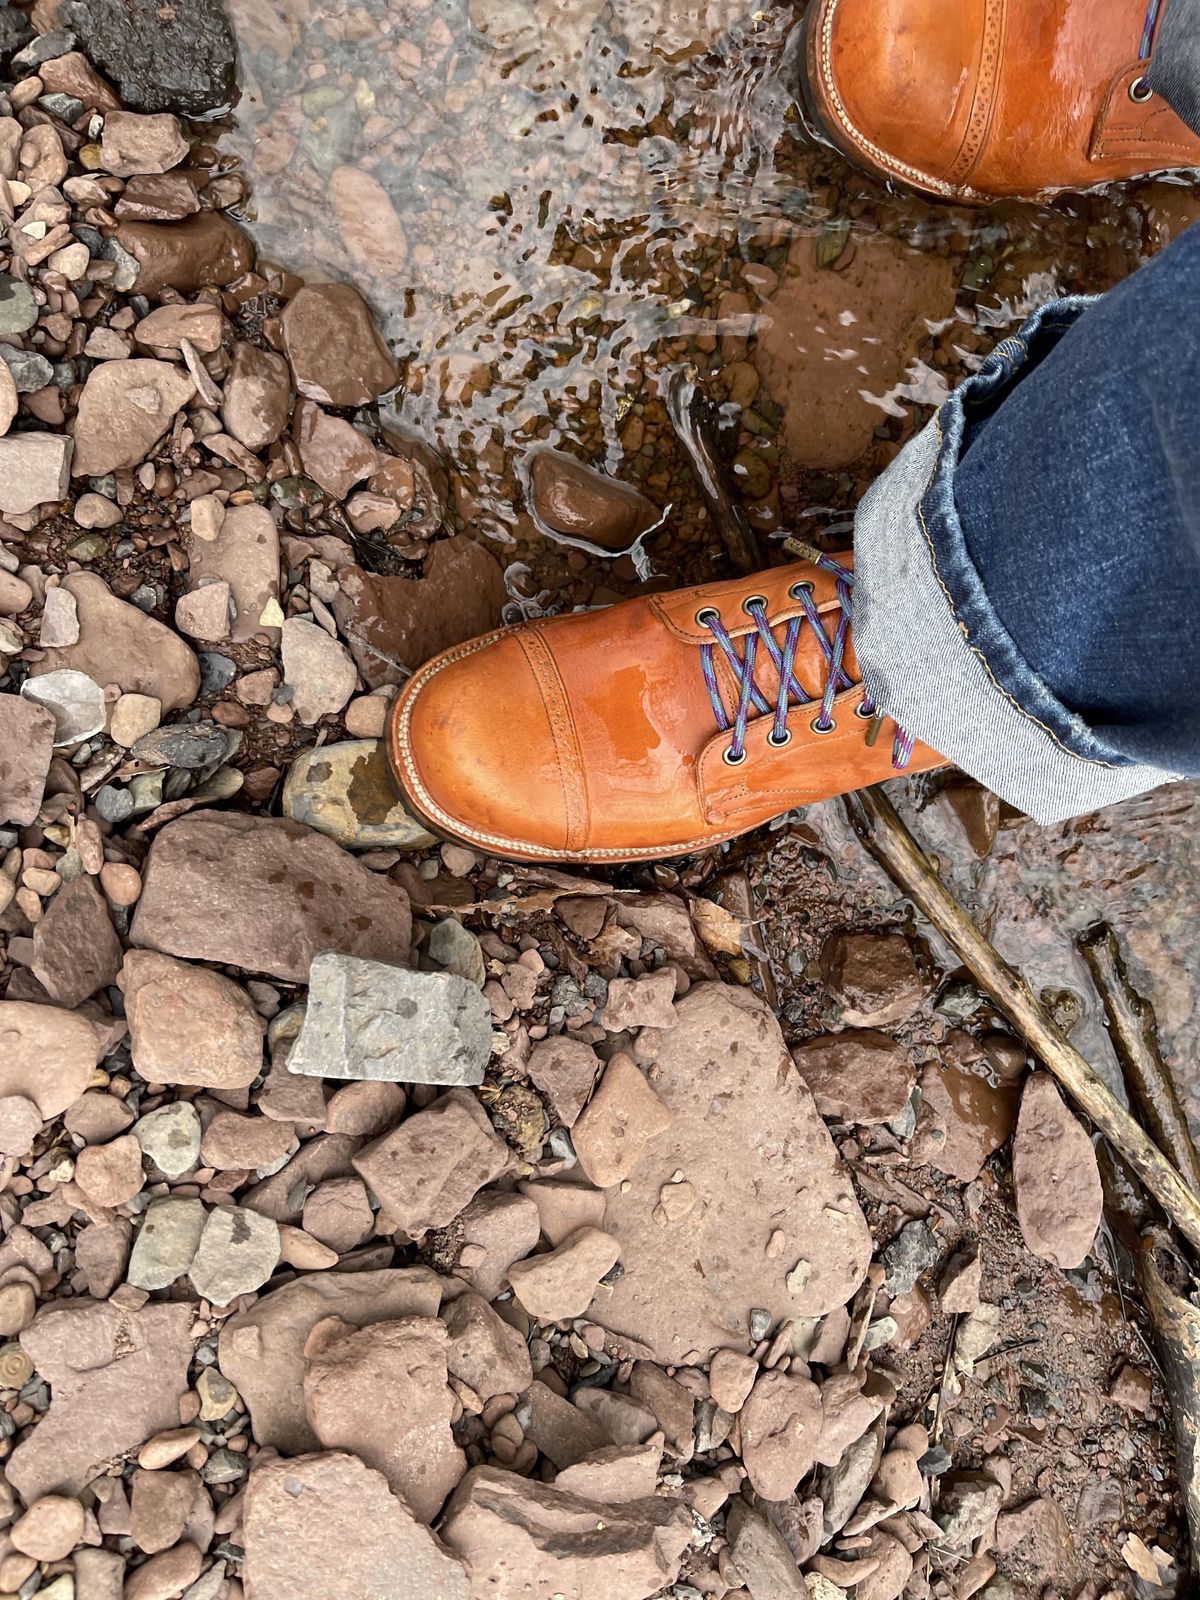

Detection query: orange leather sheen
xmin=802 ymin=0 xmax=1200 ymax=200
xmin=387 ymin=559 xmax=946 ymax=864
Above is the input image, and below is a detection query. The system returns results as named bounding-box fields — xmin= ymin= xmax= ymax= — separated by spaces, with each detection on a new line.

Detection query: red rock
xmin=0 ymin=433 xmax=72 ymax=515
xmin=330 ymin=165 xmax=409 ymax=279
xmin=518 ymin=1179 xmax=607 ymax=1246
xmin=303 ymin=1315 xmax=466 ymax=1522
xmin=29 ymin=874 xmax=121 ymax=1010
xmin=129 ymin=1468 xmax=203 ymax=1555
xmin=0 ymin=1001 xmax=100 ymax=1118
xmin=938 ymin=1244 xmax=982 ymax=1314
xmin=725 ymin=1501 xmax=808 ymax=1600
xmin=629 ymin=1363 xmax=695 ymax=1461
xmin=294 ymin=399 xmax=381 ymax=498
xmin=30 ymin=572 xmax=199 ymax=714
xmin=994 ymin=1494 xmax=1073 ymax=1581
xmin=38 ymin=52 xmax=122 ymax=110
xmin=242 ymin=1450 xmax=468 ymax=1600
xmin=201 ymin=1111 xmax=297 ymax=1174
xmin=185 ymin=503 xmax=281 ymax=643
xmin=708 ymin=1349 xmax=758 ymax=1414
xmin=324 ymin=1079 xmax=406 ymax=1137
xmin=594 ymin=984 xmax=871 ymax=1363
xmin=572 ymin=1388 xmax=657 ymax=1445
xmin=120 ymin=950 xmax=265 ymax=1089
xmin=218 ymin=1267 xmax=442 ymax=1453
xmin=242 ymin=1133 xmax=361 ymax=1222
xmin=175 ymin=581 xmax=231 ymax=642
xmin=872 ymin=1447 xmax=923 ymax=1509
xmin=791 ymin=1030 xmax=915 ymax=1124
xmin=814 ymin=1370 xmax=893 ymax=1467
xmin=11 ymin=1495 xmax=85 ymax=1561
xmin=599 ymin=971 xmax=678 ymax=1031
xmin=739 ymin=1369 xmax=823 ymax=1500
xmin=442 ymin=1291 xmax=533 ymax=1402
xmin=0 ymin=697 xmax=55 ymax=826
xmin=527 ymin=446 xmax=659 ymax=552
xmin=524 ymin=1379 xmax=610 ymax=1467
xmin=281 ymin=283 xmax=398 ymax=408
xmin=333 ymin=537 xmax=507 ymax=686
xmin=130 ymin=810 xmax=413 ymax=983
xmin=115 ymin=213 xmax=256 ymax=296
xmin=301 ymin=1177 xmax=373 ymax=1253
xmin=572 ymin=1053 xmax=671 ymax=1188
xmin=555 ymin=1443 xmax=662 ymax=1503
xmin=1012 ymin=1074 xmax=1102 ymax=1269
xmin=819 ymin=931 xmax=925 ymax=1028
xmin=0 ymin=1096 xmax=44 ymax=1157
xmin=440 ymin=1466 xmax=691 ymax=1599
xmin=915 ymin=1060 xmax=1020 ymax=1184
xmin=72 ymin=359 xmax=196 ymax=476
xmin=1109 ymin=1362 xmax=1154 ymax=1413
xmin=7 ymin=1300 xmax=192 ymax=1502
xmin=454 ymin=1191 xmax=541 ymax=1299
xmin=114 ymin=172 xmax=200 ymax=222
xmin=100 ymin=110 xmax=189 ymax=176
xmin=75 ymin=1218 xmax=132 ymax=1298
xmin=352 ymin=1087 xmax=509 ymax=1236
xmin=221 ymin=342 xmax=291 ymax=451
xmin=508 ymin=1226 xmax=620 ymax=1321
xmin=135 ymin=304 xmax=225 ymax=354
xmin=855 ymin=1531 xmax=914 ymax=1600
xmin=124 ymin=1540 xmax=203 ymax=1600
xmin=74 ymin=1133 xmax=145 ymax=1208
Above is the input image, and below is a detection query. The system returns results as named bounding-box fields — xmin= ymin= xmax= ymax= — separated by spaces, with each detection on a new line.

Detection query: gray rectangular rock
xmin=289 ymin=951 xmax=492 ymax=1085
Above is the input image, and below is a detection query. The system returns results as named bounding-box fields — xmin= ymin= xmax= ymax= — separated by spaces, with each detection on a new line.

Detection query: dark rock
xmin=791 ymin=1030 xmax=915 ymax=1125
xmin=114 ymin=213 xmax=255 ymax=296
xmin=882 ymin=1219 xmax=940 ymax=1297
xmin=527 ymin=446 xmax=659 ymax=552
xmin=60 ymin=0 xmax=236 ymax=115
xmin=0 ymin=9 xmax=34 ymax=61
xmin=819 ymin=930 xmax=925 ymax=1028
xmin=31 ymin=876 xmax=122 ymax=1008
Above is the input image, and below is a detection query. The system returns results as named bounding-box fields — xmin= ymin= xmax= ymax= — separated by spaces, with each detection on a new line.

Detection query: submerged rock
xmin=527 ymin=445 xmax=660 ymax=551
xmin=282 ymin=740 xmax=434 ymax=851
xmin=288 ymin=953 xmax=492 ymax=1086
xmin=1012 ymin=1074 xmax=1103 ymax=1269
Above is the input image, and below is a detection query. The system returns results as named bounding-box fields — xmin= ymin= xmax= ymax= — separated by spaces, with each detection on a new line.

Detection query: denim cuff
xmin=852 ymin=299 xmax=1179 ymax=825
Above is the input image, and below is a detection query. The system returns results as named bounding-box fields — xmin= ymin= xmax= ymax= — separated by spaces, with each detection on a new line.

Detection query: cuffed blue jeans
xmin=853 ymin=221 xmax=1200 ymax=822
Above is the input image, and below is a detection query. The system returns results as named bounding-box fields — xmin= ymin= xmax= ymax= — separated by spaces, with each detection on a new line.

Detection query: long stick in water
xmin=844 ymin=785 xmax=1200 ymax=1255
xmin=662 ymin=365 xmax=762 ymax=575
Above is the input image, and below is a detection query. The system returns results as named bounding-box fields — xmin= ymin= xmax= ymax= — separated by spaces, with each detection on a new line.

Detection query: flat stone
xmin=600 ymin=970 xmax=678 ymax=1030
xmin=296 ymin=1178 xmax=370 ymax=1254
xmin=29 ymin=572 xmax=199 ymax=713
xmin=75 ymin=1132 xmax=145 ymax=1208
xmin=518 ymin=1180 xmax=607 ymax=1246
xmin=114 ymin=213 xmax=255 ymax=296
xmin=915 ymin=1061 xmax=1021 ymax=1184
xmin=0 ymin=356 xmax=16 ymax=437
xmin=185 ymin=503 xmax=280 ymax=643
xmin=0 ymin=1000 xmax=100 ymax=1118
xmin=527 ymin=446 xmax=659 ymax=552
xmin=524 ymin=1037 xmax=599 ymax=1129
xmin=39 ymin=586 xmax=80 ymax=647
xmin=425 ymin=919 xmax=486 ymax=987
xmin=31 ymin=875 xmax=121 ymax=1007
xmin=127 ymin=1197 xmax=206 ymax=1291
xmin=0 ymin=696 xmax=55 ymax=825
xmin=100 ymin=110 xmax=188 ymax=176
xmin=21 ymin=668 xmax=107 ymax=746
xmin=555 ymin=1442 xmax=663 ymax=1503
xmin=221 ymin=342 xmax=291 ymax=451
xmin=330 ymin=164 xmax=409 ymax=279
xmin=353 ymin=1087 xmax=510 ymax=1235
xmin=455 ymin=1191 xmax=541 ymax=1300
xmin=242 ymin=1450 xmax=468 ymax=1600
xmin=175 ymin=582 xmax=231 ymax=643
xmin=218 ymin=1267 xmax=443 ymax=1453
xmin=130 ymin=810 xmax=413 ymax=982
xmin=281 ymin=283 xmax=399 ymax=408
xmin=524 ymin=1379 xmax=610 ymax=1467
xmin=280 ymin=617 xmax=358 ymax=725
xmin=442 ymin=1291 xmax=533 ymax=1402
xmin=739 ymin=1369 xmax=824 ymax=1500
xmin=0 ymin=275 xmax=37 ymax=335
xmin=594 ymin=984 xmax=871 ymax=1362
xmin=819 ymin=931 xmax=925 ymax=1028
xmin=120 ymin=949 xmax=266 ymax=1088
xmin=939 ymin=1244 xmax=982 ymax=1314
xmin=1012 ymin=1074 xmax=1102 ymax=1270
xmin=791 ymin=1030 xmax=916 ymax=1125
xmin=0 ymin=1096 xmax=44 ymax=1157
xmin=135 ymin=303 xmax=224 ymax=353
xmin=0 ymin=432 xmax=72 ymax=514
xmin=303 ymin=1315 xmax=466 ymax=1522
xmin=289 ymin=953 xmax=492 ymax=1086
xmin=72 ymin=359 xmax=195 ymax=476
xmin=508 ymin=1225 xmax=620 ymax=1322
xmin=294 ymin=400 xmax=381 ymax=499
xmin=572 ymin=1052 xmax=671 ymax=1188
xmin=134 ymin=1102 xmax=202 ymax=1177
xmin=935 ymin=1471 xmax=1004 ymax=1553
xmin=440 ymin=1466 xmax=691 ymax=1600
xmin=726 ymin=1501 xmax=808 ymax=1600
xmin=188 ymin=1206 xmax=280 ymax=1307
xmin=334 ymin=537 xmax=507 ymax=685
xmin=201 ymin=1110 xmax=297 ymax=1174
xmin=7 ymin=1299 xmax=192 ymax=1501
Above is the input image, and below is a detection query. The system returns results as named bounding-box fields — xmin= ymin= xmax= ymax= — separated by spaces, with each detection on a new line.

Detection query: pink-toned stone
xmin=352 ymin=1087 xmax=509 ymax=1236
xmin=442 ymin=1291 xmax=533 ymax=1402
xmin=1012 ymin=1074 xmax=1103 ymax=1270
xmin=281 ymin=283 xmax=399 ymax=408
xmin=0 ymin=696 xmax=56 ymax=826
xmin=120 ymin=950 xmax=265 ymax=1089
xmin=301 ymin=1177 xmax=374 ymax=1254
xmin=600 ymin=971 xmax=678 ymax=1031
xmin=518 ymin=1180 xmax=606 ymax=1246
xmin=329 ymin=165 xmax=409 ymax=279
xmin=324 ymin=1079 xmax=405 ymax=1137
xmin=174 ymin=582 xmax=231 ymax=643
xmin=221 ymin=342 xmax=291 ymax=451
xmin=507 ymin=1226 xmax=620 ymax=1322
xmin=129 ymin=1468 xmax=202 ymax=1555
xmin=294 ymin=400 xmax=380 ymax=499
xmin=185 ymin=504 xmax=280 ymax=643
xmin=100 ymin=111 xmax=189 ymax=177
xmin=0 ymin=1000 xmax=100 ymax=1118
xmin=303 ymin=1315 xmax=466 ymax=1522
xmin=739 ymin=1369 xmax=824 ymax=1500
xmin=124 ymin=1540 xmax=203 ymax=1600
xmin=525 ymin=1036 xmax=599 ymax=1128
xmin=11 ymin=1495 xmax=86 ymax=1561
xmin=30 ymin=875 xmax=121 ymax=1009
xmin=791 ymin=1030 xmax=916 ymax=1125
xmin=242 ymin=1450 xmax=468 ymax=1600
xmin=572 ymin=1052 xmax=671 ymax=1189
xmin=455 ymin=1191 xmax=541 ymax=1300
xmin=0 ymin=1096 xmax=43 ymax=1156
xmin=201 ymin=1110 xmax=297 ymax=1173
xmin=708 ymin=1349 xmax=758 ymax=1414
xmin=74 ymin=1134 xmax=144 ymax=1208
xmin=135 ymin=304 xmax=224 ymax=353
xmin=72 ymin=360 xmax=195 ymax=477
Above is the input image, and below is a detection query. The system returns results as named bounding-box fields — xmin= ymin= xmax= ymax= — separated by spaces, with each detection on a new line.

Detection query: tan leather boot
xmin=800 ymin=0 xmax=1200 ymax=201
xmin=386 ymin=553 xmax=946 ymax=864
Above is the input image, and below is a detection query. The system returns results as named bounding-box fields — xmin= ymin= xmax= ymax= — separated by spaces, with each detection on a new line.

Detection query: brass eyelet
xmin=767 ymin=728 xmax=792 ymax=748
xmin=722 ymin=746 xmax=747 ymax=767
xmin=810 ymin=715 xmax=837 ymax=736
xmin=741 ymin=594 xmax=768 ymax=615
xmin=1129 ymin=76 xmax=1154 ymax=103
xmin=695 ymin=606 xmax=720 ymax=626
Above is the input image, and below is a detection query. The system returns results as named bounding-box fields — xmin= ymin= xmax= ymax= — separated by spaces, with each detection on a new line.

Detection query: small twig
xmin=844 ymin=787 xmax=1200 ymax=1256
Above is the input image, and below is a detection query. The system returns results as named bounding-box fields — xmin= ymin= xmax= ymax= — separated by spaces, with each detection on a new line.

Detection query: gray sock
xmin=1147 ymin=0 xmax=1200 ymax=136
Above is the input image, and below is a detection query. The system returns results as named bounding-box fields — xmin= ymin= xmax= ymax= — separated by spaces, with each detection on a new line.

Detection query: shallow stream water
xmin=217 ymin=0 xmax=1200 ymax=1116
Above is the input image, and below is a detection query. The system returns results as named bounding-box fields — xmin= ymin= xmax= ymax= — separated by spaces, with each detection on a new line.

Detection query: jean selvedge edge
xmin=918 ymin=293 xmax=1141 ymax=771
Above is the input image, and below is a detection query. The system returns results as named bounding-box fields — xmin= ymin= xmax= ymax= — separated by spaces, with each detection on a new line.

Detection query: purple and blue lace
xmin=698 ymin=555 xmax=915 ymax=770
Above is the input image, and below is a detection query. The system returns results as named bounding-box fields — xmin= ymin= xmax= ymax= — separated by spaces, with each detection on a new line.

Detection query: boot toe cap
xmin=389 ymin=630 xmax=574 ymax=858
